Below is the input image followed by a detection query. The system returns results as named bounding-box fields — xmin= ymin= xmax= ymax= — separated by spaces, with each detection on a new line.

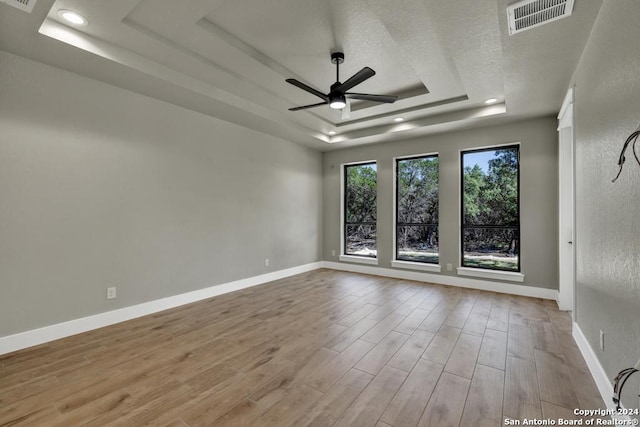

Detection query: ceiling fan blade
xmin=288 ymin=101 xmax=328 ymax=111
xmin=335 ymin=67 xmax=375 ymax=93
xmin=346 ymin=93 xmax=398 ymax=103
xmin=286 ymin=79 xmax=328 ymax=101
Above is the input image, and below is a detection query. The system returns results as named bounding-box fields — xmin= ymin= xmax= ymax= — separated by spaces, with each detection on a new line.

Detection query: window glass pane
xmin=344 ymin=163 xmax=377 ymax=257
xmin=396 ymin=156 xmax=439 ymax=264
xmin=345 ymin=224 xmax=377 ymax=257
xmin=461 ymin=147 xmax=519 ymax=271
xmin=397 ymin=225 xmax=439 ymax=263
xmin=345 ymin=163 xmax=377 ymax=223
xmin=462 ymin=227 xmax=518 ymax=271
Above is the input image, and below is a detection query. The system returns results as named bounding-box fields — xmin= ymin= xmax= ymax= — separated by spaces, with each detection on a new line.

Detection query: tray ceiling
xmin=0 ymin=0 xmax=604 ymax=150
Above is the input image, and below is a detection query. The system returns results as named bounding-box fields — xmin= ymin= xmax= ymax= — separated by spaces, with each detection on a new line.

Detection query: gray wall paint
xmin=571 ymin=0 xmax=640 ymax=409
xmin=0 ymin=50 xmax=322 ymax=337
xmin=323 ymin=117 xmax=559 ymax=290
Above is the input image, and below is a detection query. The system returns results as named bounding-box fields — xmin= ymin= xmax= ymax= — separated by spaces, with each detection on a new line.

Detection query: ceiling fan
xmin=286 ymin=52 xmax=398 ymax=111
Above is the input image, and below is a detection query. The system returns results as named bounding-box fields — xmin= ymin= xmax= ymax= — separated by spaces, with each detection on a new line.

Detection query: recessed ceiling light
xmin=484 ymin=98 xmax=499 ymax=105
xmin=394 ymin=117 xmax=404 ymax=122
xmin=328 ymin=131 xmax=336 ymax=135
xmin=58 ymin=10 xmax=88 ymax=26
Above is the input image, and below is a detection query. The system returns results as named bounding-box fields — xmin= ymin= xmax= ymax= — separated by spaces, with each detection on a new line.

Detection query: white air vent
xmin=0 ymin=0 xmax=37 ymax=13
xmin=507 ymin=0 xmax=574 ymax=35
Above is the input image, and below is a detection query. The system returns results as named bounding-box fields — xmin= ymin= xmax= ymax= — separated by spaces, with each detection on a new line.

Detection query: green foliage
xmin=462 ymin=148 xmax=519 ymax=267
xmin=397 ymin=157 xmax=439 ymax=224
xmin=345 ymin=164 xmax=377 ymax=255
xmin=463 ymin=148 xmax=518 ymax=227
xmin=345 ymin=164 xmax=377 ymax=223
xmin=397 ymin=157 xmax=439 ymax=262
xmin=343 ymin=150 xmax=519 ymax=268
xmin=485 ymin=149 xmax=519 ymax=225
xmin=463 ymin=164 xmax=485 ymax=220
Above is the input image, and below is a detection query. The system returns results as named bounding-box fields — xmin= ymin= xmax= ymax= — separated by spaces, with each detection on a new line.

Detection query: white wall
xmin=0 ymin=50 xmax=323 ymax=338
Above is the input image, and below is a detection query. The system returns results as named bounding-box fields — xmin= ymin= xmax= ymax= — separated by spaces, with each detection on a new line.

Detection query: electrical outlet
xmin=447 ymin=263 xmax=452 ymax=271
xmin=265 ymin=258 xmax=269 ymax=267
xmin=599 ymin=330 xmax=605 ymax=351
xmin=332 ymin=250 xmax=336 ymax=257
xmin=106 ymin=287 xmax=117 ymax=300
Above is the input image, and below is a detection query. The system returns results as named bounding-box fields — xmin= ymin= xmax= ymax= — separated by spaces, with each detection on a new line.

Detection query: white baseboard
xmin=0 ymin=262 xmax=322 ymax=355
xmin=572 ymin=323 xmax=612 ymax=404
xmin=572 ymin=322 xmax=632 ymax=421
xmin=0 ymin=260 xmax=560 ymax=356
xmin=321 ymin=261 xmax=559 ymax=301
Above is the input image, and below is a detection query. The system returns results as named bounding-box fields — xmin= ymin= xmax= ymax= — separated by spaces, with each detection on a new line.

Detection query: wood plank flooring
xmin=0 ymin=269 xmax=606 ymax=426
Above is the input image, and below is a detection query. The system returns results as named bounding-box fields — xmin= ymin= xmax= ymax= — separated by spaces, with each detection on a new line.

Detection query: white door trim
xmin=557 ymin=87 xmax=576 ymax=313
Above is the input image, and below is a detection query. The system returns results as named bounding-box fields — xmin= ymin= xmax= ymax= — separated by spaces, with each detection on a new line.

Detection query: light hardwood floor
xmin=0 ymin=269 xmax=606 ymax=426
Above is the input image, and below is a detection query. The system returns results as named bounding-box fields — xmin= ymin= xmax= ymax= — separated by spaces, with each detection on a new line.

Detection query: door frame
xmin=557 ymin=87 xmax=576 ymax=314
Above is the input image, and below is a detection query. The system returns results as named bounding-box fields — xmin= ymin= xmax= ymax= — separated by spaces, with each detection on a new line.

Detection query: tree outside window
xmin=461 ymin=146 xmax=520 ymax=271
xmin=344 ymin=162 xmax=377 ymax=257
xmin=396 ymin=155 xmax=439 ymax=264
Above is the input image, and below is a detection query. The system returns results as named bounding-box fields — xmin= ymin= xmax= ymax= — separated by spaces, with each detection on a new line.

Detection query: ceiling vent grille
xmin=507 ymin=0 xmax=574 ymax=35
xmin=0 ymin=0 xmax=37 ymax=13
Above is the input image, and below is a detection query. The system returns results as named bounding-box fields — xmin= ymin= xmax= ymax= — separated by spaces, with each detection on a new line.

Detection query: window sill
xmin=456 ymin=267 xmax=524 ymax=282
xmin=392 ymin=260 xmax=441 ymax=273
xmin=339 ymin=255 xmax=379 ymax=265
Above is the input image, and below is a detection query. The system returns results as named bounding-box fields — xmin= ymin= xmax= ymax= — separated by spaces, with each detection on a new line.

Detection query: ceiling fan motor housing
xmin=329 ymin=81 xmax=345 ymax=109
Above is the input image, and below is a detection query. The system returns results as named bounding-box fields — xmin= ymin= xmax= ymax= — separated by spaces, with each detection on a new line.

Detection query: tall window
xmin=396 ymin=155 xmax=439 ymax=264
xmin=344 ymin=162 xmax=377 ymax=258
xmin=461 ymin=145 xmax=520 ymax=271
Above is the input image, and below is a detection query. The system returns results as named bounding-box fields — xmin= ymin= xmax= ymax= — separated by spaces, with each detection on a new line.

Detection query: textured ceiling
xmin=0 ymin=0 xmax=603 ymax=151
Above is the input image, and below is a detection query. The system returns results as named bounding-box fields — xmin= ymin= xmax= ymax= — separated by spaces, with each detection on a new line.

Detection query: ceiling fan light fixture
xmin=329 ymin=95 xmax=346 ymax=110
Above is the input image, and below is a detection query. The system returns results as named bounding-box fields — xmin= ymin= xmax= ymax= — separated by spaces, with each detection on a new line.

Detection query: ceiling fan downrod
xmin=331 ymin=51 xmax=344 ymax=83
